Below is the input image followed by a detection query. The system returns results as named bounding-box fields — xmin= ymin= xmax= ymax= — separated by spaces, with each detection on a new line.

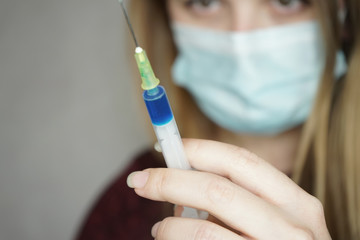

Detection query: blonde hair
xmin=129 ymin=0 xmax=360 ymax=238
xmin=293 ymin=0 xmax=360 ymax=238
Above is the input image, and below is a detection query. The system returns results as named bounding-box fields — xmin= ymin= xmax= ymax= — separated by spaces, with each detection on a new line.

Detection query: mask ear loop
xmin=338 ymin=1 xmax=351 ymax=60
xmin=338 ymin=7 xmax=348 ymax=25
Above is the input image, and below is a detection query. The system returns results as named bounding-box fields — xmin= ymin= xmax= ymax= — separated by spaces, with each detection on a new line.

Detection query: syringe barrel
xmin=152 ymin=119 xmax=191 ymax=169
xmin=143 ymin=85 xmax=209 ymax=220
xmin=143 ymin=86 xmax=191 ymax=169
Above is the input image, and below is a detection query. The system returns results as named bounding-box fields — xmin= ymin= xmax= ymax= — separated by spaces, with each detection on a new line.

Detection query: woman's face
xmin=166 ymin=0 xmax=316 ymax=31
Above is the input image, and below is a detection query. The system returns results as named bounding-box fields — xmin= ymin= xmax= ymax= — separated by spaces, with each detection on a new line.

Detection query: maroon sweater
xmin=75 ymin=149 xmax=172 ymax=240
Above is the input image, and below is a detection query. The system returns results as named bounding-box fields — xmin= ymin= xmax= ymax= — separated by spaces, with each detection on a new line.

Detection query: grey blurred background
xmin=0 ymin=0 xmax=152 ymax=239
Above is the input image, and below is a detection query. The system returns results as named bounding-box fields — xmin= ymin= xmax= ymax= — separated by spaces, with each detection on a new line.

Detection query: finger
xmin=183 ymin=139 xmax=314 ymax=216
xmin=174 ymin=205 xmax=239 ymax=233
xmin=128 ymin=169 xmax=298 ymax=239
xmin=174 ymin=205 xmax=229 ymax=231
xmin=152 ymin=217 xmax=247 ymax=240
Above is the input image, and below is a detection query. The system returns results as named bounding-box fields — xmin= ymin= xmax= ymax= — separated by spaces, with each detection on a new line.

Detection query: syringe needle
xmin=118 ymin=0 xmax=139 ymax=48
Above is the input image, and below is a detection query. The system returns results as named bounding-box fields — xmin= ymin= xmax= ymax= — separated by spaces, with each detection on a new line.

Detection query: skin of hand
xmin=127 ymin=139 xmax=331 ymax=240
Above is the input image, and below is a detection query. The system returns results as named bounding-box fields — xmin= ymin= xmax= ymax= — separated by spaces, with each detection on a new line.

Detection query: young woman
xmin=77 ymin=0 xmax=360 ymax=239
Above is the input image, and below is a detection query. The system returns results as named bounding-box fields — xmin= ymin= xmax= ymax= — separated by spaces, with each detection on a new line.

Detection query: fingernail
xmin=151 ymin=221 xmax=161 ymax=238
xmin=127 ymin=171 xmax=149 ymax=188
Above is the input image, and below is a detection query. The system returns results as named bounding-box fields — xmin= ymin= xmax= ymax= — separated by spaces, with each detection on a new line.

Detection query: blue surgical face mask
xmin=171 ymin=21 xmax=347 ymax=135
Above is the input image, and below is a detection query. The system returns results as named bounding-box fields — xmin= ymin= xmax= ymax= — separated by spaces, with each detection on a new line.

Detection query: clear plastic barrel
xmin=153 ymin=118 xmax=191 ymax=170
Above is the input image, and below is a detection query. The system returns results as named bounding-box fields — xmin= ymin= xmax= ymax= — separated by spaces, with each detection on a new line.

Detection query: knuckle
xmin=194 ymin=222 xmax=222 ymax=240
xmin=205 ymin=177 xmax=235 ymax=205
xmin=227 ymin=146 xmax=262 ymax=170
xmin=309 ymin=196 xmax=325 ymax=218
xmin=305 ymin=196 xmax=327 ymax=229
xmin=155 ymin=169 xmax=172 ymax=197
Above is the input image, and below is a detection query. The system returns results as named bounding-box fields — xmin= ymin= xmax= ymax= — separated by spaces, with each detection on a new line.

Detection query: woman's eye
xmin=269 ymin=0 xmax=310 ymax=14
xmin=184 ymin=0 xmax=222 ymax=15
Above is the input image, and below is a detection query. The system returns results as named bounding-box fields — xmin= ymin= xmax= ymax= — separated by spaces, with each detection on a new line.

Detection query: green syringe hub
xmin=135 ymin=47 xmax=160 ymax=90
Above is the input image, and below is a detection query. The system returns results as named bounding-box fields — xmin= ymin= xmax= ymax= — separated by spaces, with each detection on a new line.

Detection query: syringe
xmin=135 ymin=47 xmax=191 ymax=170
xmin=118 ymin=0 xmax=208 ymax=219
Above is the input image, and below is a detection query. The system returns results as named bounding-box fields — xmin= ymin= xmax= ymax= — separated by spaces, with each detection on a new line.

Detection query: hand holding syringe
xmin=118 ymin=0 xmax=208 ymax=219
